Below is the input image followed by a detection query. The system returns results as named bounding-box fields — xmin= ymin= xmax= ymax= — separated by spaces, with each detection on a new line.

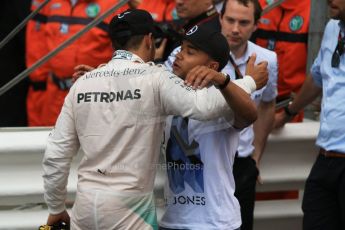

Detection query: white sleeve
xmin=157 ymin=70 xmax=237 ymax=122
xmin=42 ymin=88 xmax=80 ymax=215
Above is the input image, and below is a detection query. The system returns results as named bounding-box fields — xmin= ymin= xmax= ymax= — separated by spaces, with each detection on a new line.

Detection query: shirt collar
xmin=230 ymin=41 xmax=251 ymax=66
xmin=112 ymin=50 xmax=145 ymax=63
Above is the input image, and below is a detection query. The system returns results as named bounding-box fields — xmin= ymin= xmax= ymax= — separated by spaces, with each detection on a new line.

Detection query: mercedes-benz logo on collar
xmin=118 ymin=11 xmax=130 ymax=19
xmin=186 ymin=25 xmax=198 ymax=36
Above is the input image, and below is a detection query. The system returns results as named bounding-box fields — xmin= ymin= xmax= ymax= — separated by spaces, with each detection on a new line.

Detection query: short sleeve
xmin=261 ymin=52 xmax=278 ymax=102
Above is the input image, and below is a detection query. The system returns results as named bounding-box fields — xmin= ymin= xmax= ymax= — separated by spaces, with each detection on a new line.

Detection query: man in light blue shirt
xmin=275 ymin=0 xmax=345 ymax=229
xmin=220 ymin=1 xmax=277 ymax=229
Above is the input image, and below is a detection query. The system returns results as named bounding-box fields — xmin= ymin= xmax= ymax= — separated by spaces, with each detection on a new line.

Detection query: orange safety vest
xmin=254 ymin=0 xmax=310 ymax=101
xmin=40 ymin=0 xmax=128 ymax=126
xmin=138 ymin=0 xmax=177 ymax=22
xmin=26 ymin=0 xmax=50 ymax=126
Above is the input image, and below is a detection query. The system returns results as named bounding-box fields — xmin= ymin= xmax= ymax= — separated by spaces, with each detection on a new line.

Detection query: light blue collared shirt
xmin=223 ymin=41 xmax=278 ymax=157
xmin=311 ymin=19 xmax=345 ymax=153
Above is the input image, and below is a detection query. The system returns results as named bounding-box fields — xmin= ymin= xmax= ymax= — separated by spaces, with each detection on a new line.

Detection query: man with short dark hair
xmin=162 ymin=2 xmax=276 ymax=229
xmin=163 ymin=0 xmax=221 ymax=67
xmin=219 ymin=0 xmax=278 ymax=229
xmin=43 ymin=9 xmax=268 ymax=229
xmin=160 ymin=24 xmax=248 ymax=230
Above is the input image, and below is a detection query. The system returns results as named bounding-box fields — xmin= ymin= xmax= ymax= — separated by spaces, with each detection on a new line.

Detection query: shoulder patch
xmin=289 ymin=15 xmax=304 ymax=32
xmin=86 ymin=3 xmax=100 ymax=18
xmin=266 ymin=0 xmax=274 ymax=5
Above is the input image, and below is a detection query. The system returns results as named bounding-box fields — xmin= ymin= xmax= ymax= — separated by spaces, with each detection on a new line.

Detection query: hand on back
xmin=72 ymin=64 xmax=95 ymax=82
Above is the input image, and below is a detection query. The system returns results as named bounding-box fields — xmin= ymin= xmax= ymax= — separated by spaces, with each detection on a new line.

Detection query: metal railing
xmin=0 ymin=0 xmax=287 ymax=97
xmin=0 ymin=0 xmax=51 ymax=50
xmin=0 ymin=0 xmax=130 ymax=96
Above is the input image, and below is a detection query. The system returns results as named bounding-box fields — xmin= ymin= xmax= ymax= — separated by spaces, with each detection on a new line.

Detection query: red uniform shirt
xmin=254 ymin=0 xmax=310 ymax=100
xmin=40 ymin=0 xmax=128 ymax=125
xmin=26 ymin=0 xmax=50 ymax=126
xmin=138 ymin=0 xmax=176 ymax=22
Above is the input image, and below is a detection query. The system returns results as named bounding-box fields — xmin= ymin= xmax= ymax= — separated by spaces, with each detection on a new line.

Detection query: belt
xmin=30 ymin=80 xmax=46 ymax=91
xmin=319 ymin=148 xmax=345 ymax=158
xmin=50 ymin=73 xmax=73 ymax=90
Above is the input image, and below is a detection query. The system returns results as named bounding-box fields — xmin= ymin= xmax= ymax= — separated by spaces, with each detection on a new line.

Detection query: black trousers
xmin=233 ymin=156 xmax=259 ymax=230
xmin=302 ymin=154 xmax=345 ymax=230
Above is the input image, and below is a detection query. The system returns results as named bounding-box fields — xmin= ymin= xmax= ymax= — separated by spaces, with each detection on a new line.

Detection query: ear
xmin=208 ymin=61 xmax=220 ymax=71
xmin=145 ymin=33 xmax=154 ymax=49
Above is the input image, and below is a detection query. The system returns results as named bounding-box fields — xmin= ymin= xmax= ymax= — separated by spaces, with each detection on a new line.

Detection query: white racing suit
xmin=42 ymin=50 xmax=255 ymax=230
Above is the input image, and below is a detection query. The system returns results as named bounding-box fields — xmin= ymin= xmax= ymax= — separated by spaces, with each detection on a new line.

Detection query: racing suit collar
xmin=112 ymin=50 xmax=145 ymax=63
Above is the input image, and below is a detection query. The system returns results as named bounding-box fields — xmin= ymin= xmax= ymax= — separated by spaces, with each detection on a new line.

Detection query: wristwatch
xmin=284 ymin=105 xmax=298 ymax=117
xmin=216 ymin=73 xmax=230 ymax=90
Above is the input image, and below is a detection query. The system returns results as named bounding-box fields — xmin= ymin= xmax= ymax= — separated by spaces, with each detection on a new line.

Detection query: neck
xmin=127 ymin=49 xmax=144 ymax=62
xmin=131 ymin=46 xmax=154 ymax=63
xmin=231 ymin=43 xmax=248 ymax=59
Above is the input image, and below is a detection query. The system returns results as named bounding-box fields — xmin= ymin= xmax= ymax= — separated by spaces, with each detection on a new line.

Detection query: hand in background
xmin=245 ymin=53 xmax=268 ymax=90
xmin=154 ymin=38 xmax=168 ymax=61
xmin=72 ymin=64 xmax=95 ymax=82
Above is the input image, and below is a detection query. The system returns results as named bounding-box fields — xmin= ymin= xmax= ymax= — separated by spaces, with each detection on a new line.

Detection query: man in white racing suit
xmin=42 ymin=9 xmax=268 ymax=230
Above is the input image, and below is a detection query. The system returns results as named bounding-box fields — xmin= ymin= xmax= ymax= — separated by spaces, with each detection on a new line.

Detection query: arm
xmin=221 ymin=79 xmax=258 ymax=129
xmin=158 ymin=55 xmax=268 ymax=124
xmin=158 ymin=70 xmax=237 ymax=122
xmin=288 ymin=76 xmax=322 ymax=114
xmin=183 ymin=54 xmax=268 ymax=128
xmin=42 ymin=88 xmax=80 ymax=224
xmin=186 ymin=68 xmax=259 ymax=128
xmin=274 ymin=76 xmax=322 ymax=128
xmin=253 ymin=51 xmax=277 ymax=163
xmin=230 ymin=54 xmax=270 ymax=128
xmin=252 ymin=100 xmax=275 ymax=164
